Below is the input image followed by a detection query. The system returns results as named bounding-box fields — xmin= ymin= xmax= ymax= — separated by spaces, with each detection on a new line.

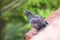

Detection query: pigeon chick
xmin=25 ymin=10 xmax=48 ymax=30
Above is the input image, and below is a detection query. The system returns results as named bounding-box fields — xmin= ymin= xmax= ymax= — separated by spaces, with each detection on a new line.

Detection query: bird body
xmin=25 ymin=10 xmax=48 ymax=30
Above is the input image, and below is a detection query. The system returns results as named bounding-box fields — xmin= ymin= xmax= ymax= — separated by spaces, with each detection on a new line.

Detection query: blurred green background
xmin=0 ymin=0 xmax=60 ymax=40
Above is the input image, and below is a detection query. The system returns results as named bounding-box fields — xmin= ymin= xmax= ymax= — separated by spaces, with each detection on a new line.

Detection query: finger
xmin=56 ymin=8 xmax=60 ymax=12
xmin=45 ymin=8 xmax=60 ymax=23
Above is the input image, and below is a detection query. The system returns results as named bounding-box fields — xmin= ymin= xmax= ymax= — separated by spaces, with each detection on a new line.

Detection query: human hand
xmin=30 ymin=8 xmax=60 ymax=40
xmin=30 ymin=17 xmax=60 ymax=40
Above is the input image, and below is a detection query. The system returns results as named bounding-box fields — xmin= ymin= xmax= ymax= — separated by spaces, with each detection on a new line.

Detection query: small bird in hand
xmin=25 ymin=10 xmax=48 ymax=30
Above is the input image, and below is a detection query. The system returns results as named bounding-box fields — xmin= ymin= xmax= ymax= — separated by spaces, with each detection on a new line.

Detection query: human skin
xmin=26 ymin=8 xmax=60 ymax=40
xmin=30 ymin=17 xmax=60 ymax=40
xmin=30 ymin=9 xmax=60 ymax=40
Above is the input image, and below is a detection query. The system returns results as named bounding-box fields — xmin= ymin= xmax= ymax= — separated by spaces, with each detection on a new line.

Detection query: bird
xmin=25 ymin=10 xmax=48 ymax=30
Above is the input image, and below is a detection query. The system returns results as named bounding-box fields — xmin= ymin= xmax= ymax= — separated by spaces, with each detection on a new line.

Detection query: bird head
xmin=25 ymin=10 xmax=32 ymax=16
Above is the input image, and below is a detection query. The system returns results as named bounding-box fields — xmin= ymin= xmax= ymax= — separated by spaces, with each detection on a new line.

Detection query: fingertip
xmin=56 ymin=8 xmax=60 ymax=12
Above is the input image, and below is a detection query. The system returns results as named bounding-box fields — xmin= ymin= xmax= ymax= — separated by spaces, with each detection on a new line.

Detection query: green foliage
xmin=1 ymin=0 xmax=60 ymax=40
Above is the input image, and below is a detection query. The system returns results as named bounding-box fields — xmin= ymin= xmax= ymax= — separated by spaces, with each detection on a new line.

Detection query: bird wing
xmin=29 ymin=15 xmax=48 ymax=30
xmin=30 ymin=17 xmax=41 ymax=27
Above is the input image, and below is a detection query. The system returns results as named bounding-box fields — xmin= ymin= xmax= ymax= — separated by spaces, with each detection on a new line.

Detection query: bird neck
xmin=27 ymin=14 xmax=33 ymax=19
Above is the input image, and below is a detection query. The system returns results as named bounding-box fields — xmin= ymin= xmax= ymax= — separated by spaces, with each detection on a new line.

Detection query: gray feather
xmin=25 ymin=10 xmax=48 ymax=30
